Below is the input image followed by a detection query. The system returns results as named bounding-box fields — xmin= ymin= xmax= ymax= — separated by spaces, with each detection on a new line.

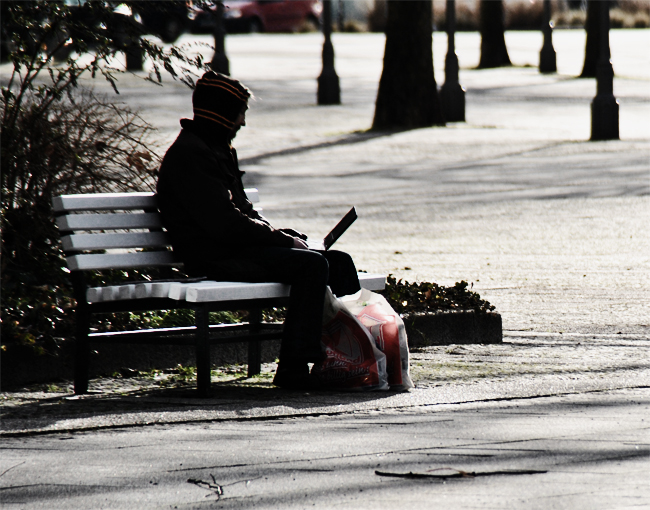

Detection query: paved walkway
xmin=1 ymin=388 xmax=648 ymax=509
xmin=1 ymin=31 xmax=649 ymax=508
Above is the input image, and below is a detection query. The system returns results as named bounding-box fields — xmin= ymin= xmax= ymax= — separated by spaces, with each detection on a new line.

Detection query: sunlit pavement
xmin=1 ymin=31 xmax=649 ymax=509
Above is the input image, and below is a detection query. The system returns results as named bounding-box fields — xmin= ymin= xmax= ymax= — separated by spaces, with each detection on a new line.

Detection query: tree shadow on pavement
xmin=0 ymin=379 xmax=404 ymax=436
xmin=239 ymin=128 xmax=409 ymax=167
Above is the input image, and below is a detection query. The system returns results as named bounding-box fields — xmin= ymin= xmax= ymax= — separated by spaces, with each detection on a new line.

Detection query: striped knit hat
xmin=192 ymin=71 xmax=251 ymax=138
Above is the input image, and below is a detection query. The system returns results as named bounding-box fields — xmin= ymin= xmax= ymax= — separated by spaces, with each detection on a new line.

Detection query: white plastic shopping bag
xmin=340 ymin=288 xmax=414 ymax=390
xmin=311 ymin=288 xmax=389 ymax=391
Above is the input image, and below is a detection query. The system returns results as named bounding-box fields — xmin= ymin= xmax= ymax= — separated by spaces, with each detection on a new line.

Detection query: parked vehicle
xmin=62 ymin=1 xmax=190 ymax=45
xmin=191 ymin=0 xmax=322 ymax=34
xmin=135 ymin=1 xmax=191 ymax=43
xmin=0 ymin=1 xmax=189 ymax=64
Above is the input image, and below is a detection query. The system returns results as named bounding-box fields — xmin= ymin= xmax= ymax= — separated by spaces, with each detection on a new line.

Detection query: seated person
xmin=156 ymin=71 xmax=361 ymax=388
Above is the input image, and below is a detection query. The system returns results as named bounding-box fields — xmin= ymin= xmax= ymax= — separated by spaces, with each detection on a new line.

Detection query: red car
xmin=192 ymin=0 xmax=322 ymax=34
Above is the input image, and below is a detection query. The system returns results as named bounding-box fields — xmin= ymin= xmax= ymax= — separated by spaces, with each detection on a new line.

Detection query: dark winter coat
xmin=156 ymin=119 xmax=293 ymax=273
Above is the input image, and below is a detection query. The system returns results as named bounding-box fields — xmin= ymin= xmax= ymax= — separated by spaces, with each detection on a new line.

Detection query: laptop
xmin=307 ymin=207 xmax=357 ymax=251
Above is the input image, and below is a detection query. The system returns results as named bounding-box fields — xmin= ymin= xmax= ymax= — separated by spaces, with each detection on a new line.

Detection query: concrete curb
xmin=405 ymin=311 xmax=503 ymax=346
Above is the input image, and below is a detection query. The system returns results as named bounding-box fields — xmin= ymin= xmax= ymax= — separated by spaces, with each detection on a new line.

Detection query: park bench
xmin=53 ymin=189 xmax=385 ymax=396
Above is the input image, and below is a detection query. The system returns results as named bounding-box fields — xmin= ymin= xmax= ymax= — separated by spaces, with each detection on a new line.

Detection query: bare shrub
xmin=610 ymin=7 xmax=650 ymax=28
xmin=368 ymin=0 xmax=388 ymax=32
xmin=3 ymin=91 xmax=159 ymax=207
xmin=506 ymin=1 xmax=544 ymax=30
xmin=340 ymin=20 xmax=367 ymax=33
xmin=371 ymin=0 xmax=647 ymax=33
xmin=1 ymin=1 xmax=207 ymax=354
xmin=456 ymin=2 xmax=479 ymax=31
xmin=553 ymin=0 xmax=648 ymax=29
xmin=616 ymin=0 xmax=650 ymax=15
xmin=433 ymin=0 xmax=477 ymax=31
xmin=554 ymin=9 xmax=587 ymax=28
xmin=619 ymin=0 xmax=650 ymax=27
xmin=1 ymin=90 xmax=160 ymax=350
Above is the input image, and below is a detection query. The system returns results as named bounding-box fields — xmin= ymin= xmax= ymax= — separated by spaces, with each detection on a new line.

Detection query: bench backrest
xmin=53 ymin=189 xmax=259 ymax=272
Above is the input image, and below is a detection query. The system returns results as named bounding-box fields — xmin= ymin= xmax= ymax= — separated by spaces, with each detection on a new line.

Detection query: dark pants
xmin=193 ymin=248 xmax=360 ymax=363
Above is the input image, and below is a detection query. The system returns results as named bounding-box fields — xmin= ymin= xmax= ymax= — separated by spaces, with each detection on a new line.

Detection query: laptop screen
xmin=323 ymin=207 xmax=357 ymax=250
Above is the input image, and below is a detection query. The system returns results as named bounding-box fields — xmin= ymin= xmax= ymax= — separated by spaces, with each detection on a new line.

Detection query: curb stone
xmin=404 ymin=311 xmax=503 ymax=347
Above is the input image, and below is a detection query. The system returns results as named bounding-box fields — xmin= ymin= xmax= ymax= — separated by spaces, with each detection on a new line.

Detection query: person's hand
xmin=292 ymin=237 xmax=309 ymax=249
xmin=280 ymin=228 xmax=308 ymax=240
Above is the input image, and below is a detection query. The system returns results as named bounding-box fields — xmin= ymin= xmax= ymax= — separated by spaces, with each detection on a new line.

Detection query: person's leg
xmin=320 ymin=250 xmax=361 ymax=297
xmin=261 ymin=249 xmax=329 ymax=365
xmin=201 ymin=247 xmax=329 ymax=364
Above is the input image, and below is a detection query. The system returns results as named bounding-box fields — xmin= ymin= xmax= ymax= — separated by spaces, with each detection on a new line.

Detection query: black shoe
xmin=273 ymin=363 xmax=318 ymax=390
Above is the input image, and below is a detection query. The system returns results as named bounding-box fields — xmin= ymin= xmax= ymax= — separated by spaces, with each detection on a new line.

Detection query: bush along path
xmin=1 ymin=1 xmax=209 ymax=368
xmin=381 ymin=276 xmax=502 ymax=347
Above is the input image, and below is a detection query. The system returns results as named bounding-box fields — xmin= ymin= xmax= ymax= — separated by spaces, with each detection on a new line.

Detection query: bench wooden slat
xmin=57 ymin=213 xmax=163 ymax=232
xmin=167 ymin=281 xmax=249 ymax=301
xmin=62 ymin=232 xmax=171 ymax=252
xmin=134 ymin=282 xmax=155 ymax=299
xmin=185 ymin=282 xmax=291 ymax=303
xmin=87 ymin=282 xmax=173 ymax=302
xmin=66 ymin=251 xmax=178 ymax=271
xmin=182 ymin=274 xmax=386 ymax=303
xmin=53 ymin=188 xmax=259 ymax=214
xmin=88 ymin=274 xmax=386 ymax=303
xmin=135 ymin=281 xmax=180 ymax=299
xmin=102 ymin=286 xmax=121 ymax=301
xmin=357 ymin=273 xmax=386 ymax=291
xmin=53 ymin=192 xmax=157 ymax=212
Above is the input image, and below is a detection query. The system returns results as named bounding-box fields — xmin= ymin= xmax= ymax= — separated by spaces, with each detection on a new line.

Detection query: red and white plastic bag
xmin=340 ymin=288 xmax=414 ymax=390
xmin=311 ymin=288 xmax=389 ymax=391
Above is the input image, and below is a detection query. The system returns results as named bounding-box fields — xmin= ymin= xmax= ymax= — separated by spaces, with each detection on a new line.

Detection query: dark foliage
xmin=1 ymin=1 xmax=208 ymax=353
xmin=381 ymin=276 xmax=496 ymax=315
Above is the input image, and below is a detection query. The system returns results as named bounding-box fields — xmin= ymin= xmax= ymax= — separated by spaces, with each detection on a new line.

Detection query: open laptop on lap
xmin=306 ymin=207 xmax=357 ymax=251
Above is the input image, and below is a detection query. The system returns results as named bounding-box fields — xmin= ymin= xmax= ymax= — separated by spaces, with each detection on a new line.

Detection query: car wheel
xmin=247 ymin=18 xmax=263 ymax=33
xmin=160 ymin=18 xmax=183 ymax=43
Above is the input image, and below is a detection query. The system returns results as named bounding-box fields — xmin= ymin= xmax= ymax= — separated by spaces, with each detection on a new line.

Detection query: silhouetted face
xmin=230 ymin=104 xmax=248 ymax=140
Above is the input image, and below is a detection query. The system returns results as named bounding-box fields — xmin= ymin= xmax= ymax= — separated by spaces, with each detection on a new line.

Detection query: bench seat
xmin=85 ymin=273 xmax=386 ymax=303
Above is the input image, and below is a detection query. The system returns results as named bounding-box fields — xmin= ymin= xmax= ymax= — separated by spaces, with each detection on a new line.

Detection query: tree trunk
xmin=580 ymin=0 xmax=610 ymax=78
xmin=372 ymin=0 xmax=444 ymax=130
xmin=478 ymin=0 xmax=511 ymax=69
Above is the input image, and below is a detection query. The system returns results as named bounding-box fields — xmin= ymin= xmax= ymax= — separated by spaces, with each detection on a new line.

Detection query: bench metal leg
xmin=195 ymin=305 xmax=211 ymax=397
xmin=247 ymin=308 xmax=262 ymax=378
xmin=74 ymin=310 xmax=91 ymax=394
